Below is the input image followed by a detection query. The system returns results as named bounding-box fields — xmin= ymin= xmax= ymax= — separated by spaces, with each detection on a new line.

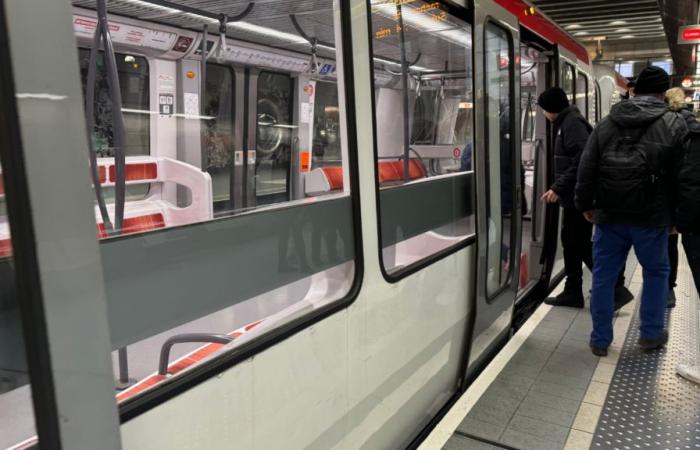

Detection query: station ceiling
xmin=530 ymin=0 xmax=665 ymax=42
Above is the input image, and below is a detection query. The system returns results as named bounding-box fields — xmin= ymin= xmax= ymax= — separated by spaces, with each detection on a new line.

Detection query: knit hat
xmin=537 ymin=87 xmax=569 ymax=114
xmin=634 ymin=66 xmax=669 ymax=95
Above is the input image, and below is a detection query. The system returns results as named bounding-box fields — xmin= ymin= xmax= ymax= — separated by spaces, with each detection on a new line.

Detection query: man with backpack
xmin=538 ymin=87 xmax=633 ymax=309
xmin=575 ymin=66 xmax=687 ymax=356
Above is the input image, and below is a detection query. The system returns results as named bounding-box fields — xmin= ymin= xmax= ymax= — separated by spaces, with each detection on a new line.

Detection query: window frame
xmin=483 ymin=19 xmax=516 ymax=303
xmin=365 ymin=0 xmax=477 ymax=283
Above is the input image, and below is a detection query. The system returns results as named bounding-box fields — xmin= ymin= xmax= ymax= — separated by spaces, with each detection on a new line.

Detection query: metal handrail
xmin=158 ymin=333 xmax=234 ymax=375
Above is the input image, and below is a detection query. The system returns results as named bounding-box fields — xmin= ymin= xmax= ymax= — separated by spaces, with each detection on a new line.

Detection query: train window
xmin=561 ymin=62 xmax=575 ymax=104
xmin=203 ymin=63 xmax=235 ymax=213
xmin=0 ymin=193 xmax=38 ymax=448
xmin=78 ymin=49 xmax=150 ymax=157
xmin=68 ymin=0 xmax=356 ymax=406
xmin=368 ymin=0 xmax=475 ymax=276
xmin=576 ymin=71 xmax=588 ymax=120
xmin=484 ymin=22 xmax=514 ymax=297
xmin=255 ymin=71 xmax=294 ymax=205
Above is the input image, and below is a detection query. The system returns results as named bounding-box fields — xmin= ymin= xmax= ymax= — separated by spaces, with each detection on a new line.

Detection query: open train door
xmin=466 ymin=0 xmax=522 ymax=380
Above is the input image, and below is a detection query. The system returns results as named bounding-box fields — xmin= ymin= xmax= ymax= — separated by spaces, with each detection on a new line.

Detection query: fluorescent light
xmin=565 ymin=24 xmax=581 ymax=29
xmin=117 ymin=0 xmax=180 ymax=15
xmin=609 ymin=20 xmax=627 ymax=26
xmin=621 ymin=35 xmax=635 ymax=39
xmin=458 ymin=101 xmax=473 ymax=109
xmin=616 ymin=28 xmax=632 ymax=33
xmin=574 ymin=31 xmax=588 ymax=36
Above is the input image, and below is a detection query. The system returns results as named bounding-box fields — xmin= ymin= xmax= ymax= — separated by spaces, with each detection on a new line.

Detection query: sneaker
xmin=614 ymin=285 xmax=634 ymax=311
xmin=667 ymin=289 xmax=676 ymax=308
xmin=545 ymin=288 xmax=584 ymax=308
xmin=638 ymin=330 xmax=669 ymax=351
xmin=590 ymin=344 xmax=608 ymax=356
xmin=677 ymin=364 xmax=700 ymax=385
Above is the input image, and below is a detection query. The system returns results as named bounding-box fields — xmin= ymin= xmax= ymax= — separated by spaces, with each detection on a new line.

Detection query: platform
xmin=421 ymin=250 xmax=700 ymax=450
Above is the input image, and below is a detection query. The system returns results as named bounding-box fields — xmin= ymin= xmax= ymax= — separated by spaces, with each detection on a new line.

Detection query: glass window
xmin=69 ymin=0 xmax=356 ymax=405
xmin=203 ymin=63 xmax=235 ymax=213
xmin=561 ymin=62 xmax=574 ymax=104
xmin=255 ymin=71 xmax=294 ymax=205
xmin=576 ymin=71 xmax=588 ymax=120
xmin=369 ymin=0 xmax=475 ymax=276
xmin=484 ymin=22 xmax=514 ymax=297
xmin=0 ymin=167 xmax=38 ymax=448
xmin=78 ymin=49 xmax=150 ymax=157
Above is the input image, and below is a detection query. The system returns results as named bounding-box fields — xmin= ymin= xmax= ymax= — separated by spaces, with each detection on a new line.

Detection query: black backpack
xmin=595 ymin=118 xmax=666 ymax=214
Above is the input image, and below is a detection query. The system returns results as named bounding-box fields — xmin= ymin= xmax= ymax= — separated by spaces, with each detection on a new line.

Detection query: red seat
xmin=320 ymin=167 xmax=344 ymax=190
xmin=97 ymin=213 xmax=165 ymax=239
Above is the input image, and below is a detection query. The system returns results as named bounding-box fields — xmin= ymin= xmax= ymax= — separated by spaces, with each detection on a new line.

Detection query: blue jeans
xmin=590 ymin=224 xmax=669 ymax=348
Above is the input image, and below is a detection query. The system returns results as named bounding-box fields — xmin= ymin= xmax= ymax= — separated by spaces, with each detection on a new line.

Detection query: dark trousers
xmin=561 ymin=207 xmax=625 ymax=288
xmin=669 ymin=234 xmax=679 ymax=289
xmin=682 ymin=232 xmax=700 ymax=296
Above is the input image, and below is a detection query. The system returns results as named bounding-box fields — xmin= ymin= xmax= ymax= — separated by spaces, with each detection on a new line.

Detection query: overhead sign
xmin=678 ymin=25 xmax=700 ymax=44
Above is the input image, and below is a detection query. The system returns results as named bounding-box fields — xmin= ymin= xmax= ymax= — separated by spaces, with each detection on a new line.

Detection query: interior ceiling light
xmin=118 ymin=0 xmax=180 ymax=14
xmin=574 ymin=31 xmax=588 ymax=36
xmin=610 ymin=20 xmax=627 ymax=26
xmin=616 ymin=28 xmax=632 ymax=33
xmin=621 ymin=35 xmax=635 ymax=39
xmin=565 ymin=24 xmax=581 ymax=29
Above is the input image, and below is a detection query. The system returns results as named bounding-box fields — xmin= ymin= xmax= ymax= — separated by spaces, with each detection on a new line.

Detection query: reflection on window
xmin=204 ymin=63 xmax=235 ymax=213
xmin=70 ymin=0 xmax=355 ymax=406
xmin=485 ymin=22 xmax=513 ymax=297
xmin=369 ymin=0 xmax=475 ymax=275
xmin=0 ymin=166 xmax=38 ymax=448
xmin=78 ymin=49 xmax=149 ymax=157
xmin=561 ymin=63 xmax=574 ymax=104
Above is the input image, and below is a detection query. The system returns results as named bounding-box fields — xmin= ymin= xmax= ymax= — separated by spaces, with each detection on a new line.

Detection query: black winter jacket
xmin=575 ymin=96 xmax=687 ymax=227
xmin=676 ymin=109 xmax=700 ymax=232
xmin=551 ymin=106 xmax=592 ymax=208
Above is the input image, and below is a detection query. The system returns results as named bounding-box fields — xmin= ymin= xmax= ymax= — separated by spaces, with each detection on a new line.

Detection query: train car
xmin=0 ymin=0 xmax=628 ymax=448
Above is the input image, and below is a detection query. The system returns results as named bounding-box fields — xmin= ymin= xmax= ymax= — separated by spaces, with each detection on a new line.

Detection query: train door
xmin=517 ymin=43 xmax=551 ymax=300
xmin=468 ymin=3 xmax=521 ymax=375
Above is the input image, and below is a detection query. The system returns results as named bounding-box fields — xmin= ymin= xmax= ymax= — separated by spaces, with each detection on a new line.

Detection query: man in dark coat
xmin=538 ymin=87 xmax=632 ymax=309
xmin=675 ymin=100 xmax=700 ymax=384
xmin=575 ymin=66 xmax=687 ymax=356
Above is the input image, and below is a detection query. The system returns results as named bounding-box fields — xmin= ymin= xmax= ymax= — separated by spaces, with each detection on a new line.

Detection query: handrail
xmin=158 ymin=333 xmax=234 ymax=375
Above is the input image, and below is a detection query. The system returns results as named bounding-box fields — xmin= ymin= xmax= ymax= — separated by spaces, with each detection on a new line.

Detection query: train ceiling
xmin=530 ymin=0 xmax=665 ymax=42
xmin=71 ymin=0 xmax=337 ymax=56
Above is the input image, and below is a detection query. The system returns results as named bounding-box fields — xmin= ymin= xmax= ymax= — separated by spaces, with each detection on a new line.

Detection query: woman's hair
xmin=666 ymin=87 xmax=687 ymax=112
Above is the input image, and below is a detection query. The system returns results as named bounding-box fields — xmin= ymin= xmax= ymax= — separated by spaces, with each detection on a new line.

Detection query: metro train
xmin=0 ymin=0 xmax=628 ymax=448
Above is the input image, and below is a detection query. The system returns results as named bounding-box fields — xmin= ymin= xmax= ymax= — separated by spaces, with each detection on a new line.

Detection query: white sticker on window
xmin=184 ymin=93 xmax=199 ymax=116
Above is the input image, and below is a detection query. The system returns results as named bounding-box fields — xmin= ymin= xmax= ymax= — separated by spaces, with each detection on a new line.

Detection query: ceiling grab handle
xmin=85 ymin=10 xmax=112 ymax=234
xmin=95 ymin=0 xmax=127 ymax=234
xmin=216 ymin=14 xmax=228 ymax=63
xmin=289 ymin=14 xmax=333 ymax=75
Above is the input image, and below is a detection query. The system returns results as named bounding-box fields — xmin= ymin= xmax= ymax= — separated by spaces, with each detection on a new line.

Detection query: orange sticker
xmin=303 ymin=84 xmax=314 ymax=96
xmin=300 ymin=150 xmax=311 ymax=173
xmin=186 ymin=70 xmax=196 ymax=80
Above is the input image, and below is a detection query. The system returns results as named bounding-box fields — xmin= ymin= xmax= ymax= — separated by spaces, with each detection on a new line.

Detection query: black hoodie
xmin=676 ymin=109 xmax=700 ymax=232
xmin=575 ymin=96 xmax=687 ymax=227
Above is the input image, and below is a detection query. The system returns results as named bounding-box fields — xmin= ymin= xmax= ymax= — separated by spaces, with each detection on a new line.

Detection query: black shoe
xmin=545 ymin=288 xmax=584 ymax=308
xmin=667 ymin=289 xmax=676 ymax=308
xmin=614 ymin=285 xmax=634 ymax=311
xmin=639 ymin=331 xmax=669 ymax=351
xmin=590 ymin=344 xmax=608 ymax=356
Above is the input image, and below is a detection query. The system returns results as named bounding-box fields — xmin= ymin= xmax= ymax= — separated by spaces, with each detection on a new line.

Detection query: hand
xmin=583 ymin=210 xmax=594 ymax=223
xmin=541 ymin=189 xmax=559 ymax=204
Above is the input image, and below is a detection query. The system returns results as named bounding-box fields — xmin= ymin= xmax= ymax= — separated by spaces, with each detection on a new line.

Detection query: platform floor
xmin=422 ymin=249 xmax=700 ymax=450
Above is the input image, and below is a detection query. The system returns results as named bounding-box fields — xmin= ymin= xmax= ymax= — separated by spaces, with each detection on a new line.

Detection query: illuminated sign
xmin=682 ymin=78 xmax=693 ymax=88
xmin=678 ymin=25 xmax=700 ymax=44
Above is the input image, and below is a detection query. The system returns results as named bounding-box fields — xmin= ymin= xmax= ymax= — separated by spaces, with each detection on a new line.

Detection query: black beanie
xmin=634 ymin=66 xmax=669 ymax=95
xmin=537 ymin=87 xmax=569 ymax=114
